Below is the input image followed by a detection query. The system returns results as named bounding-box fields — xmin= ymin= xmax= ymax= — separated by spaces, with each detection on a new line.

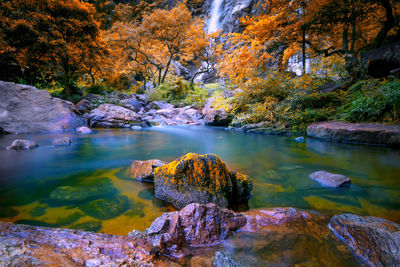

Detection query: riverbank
xmin=1 ymin=204 xmax=398 ymax=266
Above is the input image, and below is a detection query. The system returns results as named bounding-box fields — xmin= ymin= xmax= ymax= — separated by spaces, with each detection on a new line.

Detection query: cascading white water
xmin=207 ymin=0 xmax=223 ymax=33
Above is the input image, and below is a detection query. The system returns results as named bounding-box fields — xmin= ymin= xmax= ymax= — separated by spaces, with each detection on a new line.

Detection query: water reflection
xmin=0 ymin=126 xmax=399 ymax=235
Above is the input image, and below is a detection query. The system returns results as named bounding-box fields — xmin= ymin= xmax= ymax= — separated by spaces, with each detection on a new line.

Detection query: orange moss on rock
xmin=154 ymin=153 xmax=253 ymax=208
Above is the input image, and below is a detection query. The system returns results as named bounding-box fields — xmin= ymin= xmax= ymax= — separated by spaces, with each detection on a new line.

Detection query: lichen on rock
xmin=154 ymin=153 xmax=252 ymax=209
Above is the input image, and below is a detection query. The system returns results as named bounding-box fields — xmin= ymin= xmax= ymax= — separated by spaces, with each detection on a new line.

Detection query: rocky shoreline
xmin=1 ymin=81 xmax=400 ymax=148
xmin=1 ymin=204 xmax=398 ymax=266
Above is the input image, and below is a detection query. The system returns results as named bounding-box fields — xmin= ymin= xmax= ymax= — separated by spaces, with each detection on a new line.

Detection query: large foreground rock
xmin=88 ymin=103 xmax=150 ymax=128
xmin=133 ymin=203 xmax=246 ymax=256
xmin=329 ymin=214 xmax=400 ymax=267
xmin=154 ymin=153 xmax=253 ymax=209
xmin=0 ymin=81 xmax=85 ymax=133
xmin=0 ymin=221 xmax=162 ymax=266
xmin=307 ymin=121 xmax=400 ymax=147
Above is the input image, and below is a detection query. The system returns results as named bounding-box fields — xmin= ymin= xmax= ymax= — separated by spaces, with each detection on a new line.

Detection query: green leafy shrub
xmin=337 ymin=79 xmax=400 ymax=123
xmin=146 ymin=76 xmax=208 ymax=107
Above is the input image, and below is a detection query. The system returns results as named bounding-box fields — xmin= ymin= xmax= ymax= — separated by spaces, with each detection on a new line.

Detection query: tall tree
xmin=0 ymin=0 xmax=104 ymax=95
xmin=105 ymin=2 xmax=208 ymax=86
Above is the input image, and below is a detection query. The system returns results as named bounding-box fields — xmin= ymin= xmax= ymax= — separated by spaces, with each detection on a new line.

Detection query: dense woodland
xmin=1 ymin=0 xmax=400 ymax=131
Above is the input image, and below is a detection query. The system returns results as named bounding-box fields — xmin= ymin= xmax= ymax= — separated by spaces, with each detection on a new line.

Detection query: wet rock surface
xmin=132 ymin=203 xmax=246 ymax=256
xmin=130 ymin=159 xmax=166 ymax=182
xmin=307 ymin=121 xmax=400 ymax=147
xmin=0 ymin=221 xmax=160 ymax=266
xmin=310 ymin=171 xmax=351 ymax=187
xmin=154 ymin=153 xmax=253 ymax=209
xmin=0 ymin=81 xmax=85 ymax=133
xmin=6 ymin=139 xmax=37 ymax=150
xmin=6 ymin=139 xmax=38 ymax=150
xmin=329 ymin=213 xmax=400 ymax=267
xmin=76 ymin=126 xmax=92 ymax=134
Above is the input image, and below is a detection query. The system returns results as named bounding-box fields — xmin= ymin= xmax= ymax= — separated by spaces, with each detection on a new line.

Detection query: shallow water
xmin=0 ymin=126 xmax=399 ymax=265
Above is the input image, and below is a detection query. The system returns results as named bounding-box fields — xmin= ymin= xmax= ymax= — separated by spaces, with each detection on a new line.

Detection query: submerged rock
xmin=130 ymin=159 xmax=166 ymax=182
xmin=154 ymin=153 xmax=253 ymax=209
xmin=0 ymin=81 xmax=85 ymax=133
xmin=79 ymin=196 xmax=129 ymax=220
xmin=52 ymin=137 xmax=71 ymax=146
xmin=307 ymin=121 xmax=400 ymax=147
xmin=49 ymin=179 xmax=117 ymax=204
xmin=329 ymin=213 xmax=400 ymax=267
xmin=6 ymin=139 xmax=38 ymax=150
xmin=70 ymin=221 xmax=102 ymax=232
xmin=213 ymin=250 xmax=244 ymax=267
xmin=310 ymin=171 xmax=351 ymax=187
xmin=138 ymin=203 xmax=246 ymax=256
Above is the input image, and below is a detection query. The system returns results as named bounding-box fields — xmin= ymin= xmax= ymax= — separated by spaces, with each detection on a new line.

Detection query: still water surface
xmin=0 ymin=126 xmax=399 ymax=265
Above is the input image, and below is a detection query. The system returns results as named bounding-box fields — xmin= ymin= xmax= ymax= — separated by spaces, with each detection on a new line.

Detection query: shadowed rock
xmin=130 ymin=159 xmax=166 ymax=182
xmin=130 ymin=203 xmax=246 ymax=256
xmin=310 ymin=171 xmax=351 ymax=187
xmin=6 ymin=139 xmax=38 ymax=150
xmin=307 ymin=121 xmax=400 ymax=147
xmin=154 ymin=153 xmax=253 ymax=209
xmin=329 ymin=213 xmax=400 ymax=267
xmin=0 ymin=81 xmax=85 ymax=133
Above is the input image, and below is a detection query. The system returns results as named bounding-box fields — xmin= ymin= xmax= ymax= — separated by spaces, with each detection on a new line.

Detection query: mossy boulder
xmin=79 ymin=196 xmax=129 ymax=220
xmin=153 ymin=153 xmax=253 ymax=209
xmin=49 ymin=178 xmax=117 ymax=204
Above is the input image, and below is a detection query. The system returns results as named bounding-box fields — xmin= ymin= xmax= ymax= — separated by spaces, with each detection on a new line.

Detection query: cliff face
xmin=202 ymin=0 xmax=263 ymax=33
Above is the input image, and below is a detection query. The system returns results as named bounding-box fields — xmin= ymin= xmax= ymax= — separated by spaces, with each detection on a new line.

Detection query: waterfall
xmin=207 ymin=0 xmax=223 ymax=33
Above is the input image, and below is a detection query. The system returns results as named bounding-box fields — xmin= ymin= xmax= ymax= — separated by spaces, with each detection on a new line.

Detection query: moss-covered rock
xmin=49 ymin=178 xmax=117 ymax=204
xmin=154 ymin=153 xmax=253 ymax=209
xmin=79 ymin=196 xmax=129 ymax=220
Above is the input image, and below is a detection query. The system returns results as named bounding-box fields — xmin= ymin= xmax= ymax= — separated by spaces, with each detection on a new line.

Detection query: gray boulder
xmin=307 ymin=121 xmax=400 ymax=147
xmin=120 ymin=97 xmax=143 ymax=112
xmin=148 ymin=101 xmax=174 ymax=110
xmin=329 ymin=214 xmax=400 ymax=267
xmin=76 ymin=126 xmax=92 ymax=134
xmin=7 ymin=139 xmax=38 ymax=150
xmin=88 ymin=104 xmax=150 ymax=128
xmin=310 ymin=171 xmax=351 ymax=187
xmin=0 ymin=81 xmax=85 ymax=133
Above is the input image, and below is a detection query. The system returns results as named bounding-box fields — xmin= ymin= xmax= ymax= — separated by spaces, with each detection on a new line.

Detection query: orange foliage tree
xmin=104 ymin=2 xmax=209 ymax=87
xmin=0 ymin=0 xmax=105 ymax=95
xmin=219 ymin=0 xmax=400 ymax=81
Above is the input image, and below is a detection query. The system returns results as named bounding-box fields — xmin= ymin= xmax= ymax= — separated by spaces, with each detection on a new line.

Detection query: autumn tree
xmin=105 ymin=2 xmax=208 ymax=87
xmin=0 ymin=0 xmax=105 ymax=95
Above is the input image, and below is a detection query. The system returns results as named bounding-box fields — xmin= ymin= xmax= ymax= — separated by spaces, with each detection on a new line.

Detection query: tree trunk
xmin=302 ymin=28 xmax=306 ymax=75
xmin=370 ymin=0 xmax=394 ymax=48
xmin=161 ymin=55 xmax=173 ymax=84
xmin=342 ymin=25 xmax=349 ymax=53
